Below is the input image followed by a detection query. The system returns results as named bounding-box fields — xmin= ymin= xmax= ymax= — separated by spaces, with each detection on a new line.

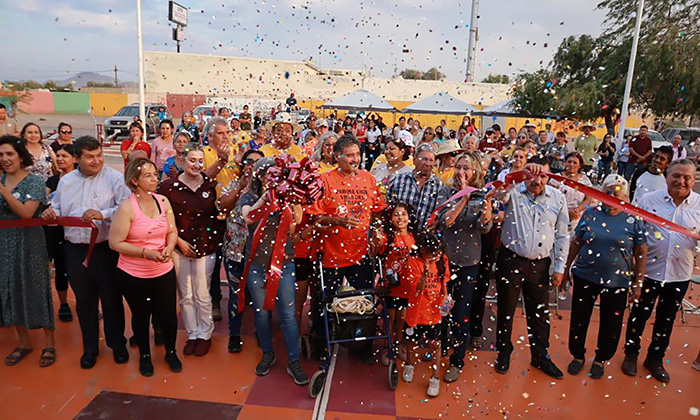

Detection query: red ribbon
xmin=0 ymin=217 xmax=99 ymax=266
xmin=428 ymin=170 xmax=700 ymax=240
xmin=236 ymin=155 xmax=324 ymax=313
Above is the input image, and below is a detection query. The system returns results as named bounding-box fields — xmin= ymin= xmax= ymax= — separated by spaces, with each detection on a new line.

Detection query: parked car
xmin=661 ymin=127 xmax=700 ymax=145
xmin=294 ymin=108 xmax=311 ymax=124
xmin=622 ymin=128 xmax=671 ymax=150
xmin=104 ymin=104 xmax=171 ymax=140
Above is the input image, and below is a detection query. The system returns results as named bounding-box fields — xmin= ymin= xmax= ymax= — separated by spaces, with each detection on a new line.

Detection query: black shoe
xmin=58 ymin=303 xmax=73 ymax=322
xmin=139 ymin=354 xmax=154 ymax=377
xmin=80 ymin=353 xmax=97 ymax=369
xmin=643 ymin=358 xmax=670 ymax=382
xmin=287 ymin=360 xmax=310 ymax=385
xmin=531 ymin=358 xmax=564 ymax=379
xmin=113 ymin=346 xmax=129 ymax=364
xmin=255 ymin=352 xmax=276 ymax=376
xmin=589 ymin=362 xmax=604 ymax=379
xmin=621 ymin=354 xmax=637 ymax=376
xmin=228 ymin=335 xmax=243 ymax=353
xmin=495 ymin=355 xmax=510 ymax=374
xmin=128 ymin=336 xmax=138 ymax=347
xmin=154 ymin=330 xmax=164 ymax=346
xmin=567 ymin=359 xmax=584 ymax=375
xmin=212 ymin=301 xmax=222 ymax=322
xmin=359 ymin=347 xmax=376 ymax=365
xmin=165 ymin=351 xmax=182 ymax=373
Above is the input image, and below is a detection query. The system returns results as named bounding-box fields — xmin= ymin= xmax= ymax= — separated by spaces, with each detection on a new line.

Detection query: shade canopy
xmin=401 ymin=92 xmax=479 ymax=115
xmin=474 ymin=99 xmax=556 ymax=119
xmin=320 ymin=89 xmax=397 ymax=112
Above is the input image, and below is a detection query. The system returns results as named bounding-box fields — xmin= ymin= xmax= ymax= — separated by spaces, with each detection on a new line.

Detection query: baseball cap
xmin=397 ymin=130 xmax=414 ymax=147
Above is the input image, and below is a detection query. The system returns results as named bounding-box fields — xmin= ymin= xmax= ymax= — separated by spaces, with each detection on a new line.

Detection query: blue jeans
xmin=597 ymin=160 xmax=612 ymax=181
xmin=248 ymin=262 xmax=300 ymax=361
xmin=225 ymin=258 xmax=245 ymax=337
xmin=623 ymin=162 xmax=638 ymax=180
xmin=447 ymin=264 xmax=479 ymax=369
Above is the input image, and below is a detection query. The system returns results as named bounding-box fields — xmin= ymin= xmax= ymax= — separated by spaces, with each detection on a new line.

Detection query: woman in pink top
xmin=151 ymin=119 xmax=176 ymax=176
xmin=109 ymin=157 xmax=180 ymax=377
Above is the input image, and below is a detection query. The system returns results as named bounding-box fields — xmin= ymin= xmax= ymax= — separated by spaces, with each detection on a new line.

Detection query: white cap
xmin=397 ymin=130 xmax=414 ymax=147
xmin=601 ymin=174 xmax=629 ymax=192
xmin=317 ymin=118 xmax=329 ymax=127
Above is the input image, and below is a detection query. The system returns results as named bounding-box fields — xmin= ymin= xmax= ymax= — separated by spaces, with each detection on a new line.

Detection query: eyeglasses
xmin=60 ymin=130 xmax=72 ymax=134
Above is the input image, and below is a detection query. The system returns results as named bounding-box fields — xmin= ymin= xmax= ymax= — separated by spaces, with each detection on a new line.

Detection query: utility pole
xmin=136 ymin=0 xmax=146 ymax=124
xmin=617 ymin=0 xmax=645 ymax=145
xmin=465 ymin=0 xmax=480 ymax=82
xmin=114 ymin=65 xmax=119 ymax=88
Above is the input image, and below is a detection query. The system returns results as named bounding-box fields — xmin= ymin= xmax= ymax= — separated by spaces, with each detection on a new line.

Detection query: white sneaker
xmin=427 ymin=377 xmax=440 ymax=397
xmin=402 ymin=364 xmax=414 ymax=383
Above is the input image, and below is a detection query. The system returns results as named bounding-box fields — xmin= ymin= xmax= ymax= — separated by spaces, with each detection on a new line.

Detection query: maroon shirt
xmin=629 ymin=135 xmax=652 ymax=164
xmin=158 ymin=174 xmax=222 ymax=257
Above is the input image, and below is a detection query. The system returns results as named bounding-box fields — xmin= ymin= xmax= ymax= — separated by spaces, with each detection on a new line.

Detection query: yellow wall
xmin=90 ymin=93 xmax=128 ymax=117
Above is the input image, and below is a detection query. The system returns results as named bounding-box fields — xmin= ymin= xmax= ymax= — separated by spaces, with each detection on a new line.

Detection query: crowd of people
xmin=1 ymin=101 xmax=699 ymax=398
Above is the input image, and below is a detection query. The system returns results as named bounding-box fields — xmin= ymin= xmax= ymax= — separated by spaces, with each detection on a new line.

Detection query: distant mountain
xmin=50 ymin=72 xmax=116 ymax=88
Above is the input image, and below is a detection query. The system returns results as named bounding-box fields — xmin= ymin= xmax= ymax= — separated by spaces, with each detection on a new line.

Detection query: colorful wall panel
xmin=53 ymin=92 xmax=90 ymax=114
xmin=90 ymin=93 xmax=128 ymax=117
xmin=166 ymin=94 xmax=207 ymax=119
xmin=17 ymin=91 xmax=55 ymax=114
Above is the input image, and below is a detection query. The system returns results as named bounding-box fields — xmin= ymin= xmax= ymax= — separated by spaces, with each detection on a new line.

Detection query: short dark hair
xmin=0 ymin=135 xmax=34 ymax=167
xmin=565 ymin=151 xmax=584 ymax=170
xmin=73 ymin=136 xmax=102 ymax=158
xmin=386 ymin=138 xmax=411 ymax=161
xmin=130 ymin=122 xmax=144 ymax=134
xmin=0 ymin=104 xmax=6 ymax=110
xmin=333 ymin=133 xmax=360 ymax=156
xmin=56 ymin=143 xmax=76 ymax=156
xmin=656 ymin=145 xmax=674 ymax=162
xmin=159 ymin=119 xmax=174 ymax=129
xmin=640 ymin=125 xmax=648 ymax=130
xmin=492 ymin=124 xmax=501 ymax=132
xmin=58 ymin=122 xmax=72 ymax=132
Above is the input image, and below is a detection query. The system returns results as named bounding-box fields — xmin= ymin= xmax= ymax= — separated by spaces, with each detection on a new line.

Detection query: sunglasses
xmin=518 ymin=136 xmax=527 ymax=139
xmin=60 ymin=130 xmax=72 ymax=134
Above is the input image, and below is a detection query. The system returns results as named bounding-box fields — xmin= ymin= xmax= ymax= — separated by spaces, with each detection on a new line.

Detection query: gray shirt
xmin=500 ymin=182 xmax=570 ymax=273
xmin=438 ymin=190 xmax=491 ymax=267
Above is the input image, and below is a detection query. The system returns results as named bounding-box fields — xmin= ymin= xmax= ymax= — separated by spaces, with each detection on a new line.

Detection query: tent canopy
xmin=320 ymin=89 xmax=397 ymax=112
xmin=474 ymin=99 xmax=556 ymax=119
xmin=401 ymin=92 xmax=479 ymax=115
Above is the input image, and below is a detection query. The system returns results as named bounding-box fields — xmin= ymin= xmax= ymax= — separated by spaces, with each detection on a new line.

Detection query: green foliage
xmin=481 ymin=74 xmax=510 ymax=84
xmin=87 ymin=81 xmax=116 ymax=88
xmin=43 ymin=81 xmax=74 ymax=91
xmin=399 ymin=68 xmax=445 ymax=80
xmin=2 ymin=80 xmax=43 ymax=90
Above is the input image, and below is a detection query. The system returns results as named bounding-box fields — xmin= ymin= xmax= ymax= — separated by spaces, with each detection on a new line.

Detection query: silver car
xmin=104 ymin=104 xmax=171 ymax=139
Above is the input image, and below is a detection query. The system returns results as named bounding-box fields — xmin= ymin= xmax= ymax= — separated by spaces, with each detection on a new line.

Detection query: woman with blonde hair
xmin=313 ymin=131 xmax=339 ymax=174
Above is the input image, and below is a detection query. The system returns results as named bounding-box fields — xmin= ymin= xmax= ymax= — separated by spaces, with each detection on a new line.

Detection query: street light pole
xmin=136 ymin=0 xmax=146 ymax=125
xmin=465 ymin=0 xmax=479 ymax=82
xmin=617 ymin=0 xmax=645 ymax=144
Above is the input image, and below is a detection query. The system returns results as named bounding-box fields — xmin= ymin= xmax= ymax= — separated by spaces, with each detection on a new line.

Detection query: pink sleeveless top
xmin=117 ymin=194 xmax=174 ymax=278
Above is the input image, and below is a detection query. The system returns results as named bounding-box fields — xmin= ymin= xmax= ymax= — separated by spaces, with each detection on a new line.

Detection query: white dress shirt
xmin=637 ymin=188 xmax=700 ymax=282
xmin=500 ymin=183 xmax=570 ymax=273
xmin=51 ymin=166 xmax=131 ymax=244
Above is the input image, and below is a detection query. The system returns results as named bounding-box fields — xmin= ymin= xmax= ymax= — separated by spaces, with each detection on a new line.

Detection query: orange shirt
xmin=400 ymin=256 xmax=450 ymax=327
xmin=309 ymin=168 xmax=386 ymax=268
xmin=293 ymin=212 xmax=321 ymax=259
xmin=381 ymin=233 xmax=416 ymax=298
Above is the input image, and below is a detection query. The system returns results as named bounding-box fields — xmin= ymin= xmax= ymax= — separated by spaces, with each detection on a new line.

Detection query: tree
xmin=399 ymin=69 xmax=423 ymax=80
xmin=481 ymin=74 xmax=510 ymax=84
xmin=2 ymin=80 xmax=43 ymax=90
xmin=87 ymin=81 xmax=116 ymax=88
xmin=399 ymin=68 xmax=445 ymax=80
xmin=423 ymin=67 xmax=445 ymax=81
xmin=514 ymin=0 xmax=700 ymax=134
xmin=43 ymin=81 xmax=74 ymax=91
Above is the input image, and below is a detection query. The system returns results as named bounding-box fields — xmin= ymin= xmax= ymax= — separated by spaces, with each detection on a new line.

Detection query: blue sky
xmin=1 ymin=0 xmax=606 ymax=83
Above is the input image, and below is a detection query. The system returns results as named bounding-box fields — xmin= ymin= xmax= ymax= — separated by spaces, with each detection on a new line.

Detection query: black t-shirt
xmin=286 ymin=96 xmax=297 ymax=109
xmin=240 ymin=112 xmax=252 ymax=130
xmin=253 ymin=116 xmax=262 ymax=130
xmin=46 ymin=174 xmax=60 ymax=193
xmin=597 ymin=142 xmax=616 ymax=163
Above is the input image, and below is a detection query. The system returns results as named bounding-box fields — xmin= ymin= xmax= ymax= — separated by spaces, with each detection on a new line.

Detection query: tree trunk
xmin=604 ymin=113 xmax=616 ymax=136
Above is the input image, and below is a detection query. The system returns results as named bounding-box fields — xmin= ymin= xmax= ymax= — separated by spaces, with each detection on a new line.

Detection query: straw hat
xmin=265 ymin=112 xmax=301 ymax=132
xmin=578 ymin=122 xmax=596 ymax=131
xmin=435 ymin=140 xmax=465 ymax=156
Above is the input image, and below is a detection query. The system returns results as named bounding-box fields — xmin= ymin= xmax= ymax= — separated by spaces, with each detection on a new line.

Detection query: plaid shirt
xmin=387 ymin=171 xmax=451 ymax=229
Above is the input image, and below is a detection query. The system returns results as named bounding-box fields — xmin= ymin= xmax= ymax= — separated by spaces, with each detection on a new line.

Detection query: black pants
xmin=65 ymin=242 xmax=126 ymax=356
xmin=45 ymin=226 xmax=69 ymax=292
xmin=470 ymin=232 xmax=500 ymax=337
xmin=495 ymin=248 xmax=551 ymax=361
xmin=209 ymin=224 xmax=225 ymax=303
xmin=625 ymin=277 xmax=690 ymax=362
xmin=442 ymin=264 xmax=479 ymax=369
xmin=568 ymin=276 xmax=628 ymax=362
xmin=364 ymin=143 xmax=380 ymax=171
xmin=119 ymin=268 xmax=178 ymax=356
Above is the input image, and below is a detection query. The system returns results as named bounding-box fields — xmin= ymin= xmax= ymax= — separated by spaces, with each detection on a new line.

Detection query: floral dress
xmin=0 ymin=173 xmax=53 ymax=329
xmin=26 ymin=144 xmax=54 ymax=182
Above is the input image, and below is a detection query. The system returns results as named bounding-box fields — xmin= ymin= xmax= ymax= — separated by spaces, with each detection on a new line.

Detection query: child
xmin=399 ymin=233 xmax=450 ymax=398
xmin=375 ymin=203 xmax=416 ymax=365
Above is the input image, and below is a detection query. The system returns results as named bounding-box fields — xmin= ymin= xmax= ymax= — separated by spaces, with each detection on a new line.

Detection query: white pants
xmin=172 ymin=252 xmax=216 ymax=340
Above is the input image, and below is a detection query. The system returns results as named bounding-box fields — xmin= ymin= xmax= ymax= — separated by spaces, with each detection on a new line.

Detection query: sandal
xmin=39 ymin=348 xmax=56 ymax=367
xmin=5 ymin=347 xmax=33 ymax=366
xmin=471 ymin=336 xmax=484 ymax=349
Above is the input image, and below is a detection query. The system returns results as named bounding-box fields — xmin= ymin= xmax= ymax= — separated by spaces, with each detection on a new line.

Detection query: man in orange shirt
xmin=309 ymin=134 xmax=386 ymax=363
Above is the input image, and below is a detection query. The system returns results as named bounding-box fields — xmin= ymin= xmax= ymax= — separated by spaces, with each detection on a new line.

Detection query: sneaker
xmin=402 ymin=364 xmax=415 ymax=383
xmin=567 ymin=359 xmax=585 ymax=375
xmin=113 ymin=346 xmax=129 ymax=364
xmin=139 ymin=354 xmax=154 ymax=377
xmin=470 ymin=336 xmax=484 ymax=349
xmin=495 ymin=355 xmax=510 ymax=374
xmin=165 ymin=351 xmax=182 ymax=373
xmin=228 ymin=335 xmax=243 ymax=353
xmin=380 ymin=348 xmax=390 ymax=366
xmin=212 ymin=301 xmax=222 ymax=322
xmin=589 ymin=361 xmax=604 ymax=379
xmin=443 ymin=365 xmax=461 ymax=383
xmin=58 ymin=303 xmax=73 ymax=322
xmin=643 ymin=358 xmax=670 ymax=382
xmin=427 ymin=377 xmax=440 ymax=397
xmin=287 ymin=360 xmax=310 ymax=385
xmin=531 ymin=358 xmax=564 ymax=380
xmin=255 ymin=352 xmax=276 ymax=376
xmin=621 ymin=354 xmax=637 ymax=376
